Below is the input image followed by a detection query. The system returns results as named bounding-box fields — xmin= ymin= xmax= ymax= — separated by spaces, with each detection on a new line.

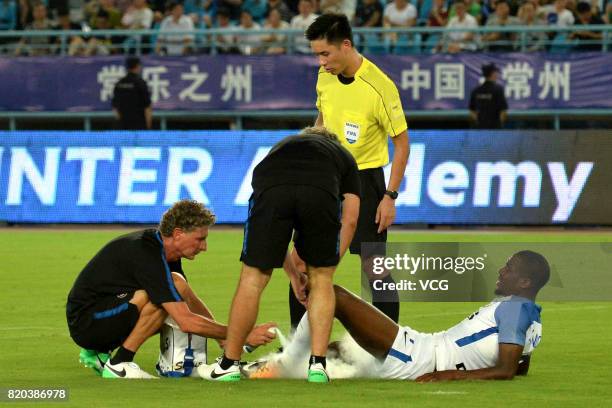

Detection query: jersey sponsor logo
xmin=116 ymin=293 xmax=128 ymax=299
xmin=344 ymin=122 xmax=360 ymax=144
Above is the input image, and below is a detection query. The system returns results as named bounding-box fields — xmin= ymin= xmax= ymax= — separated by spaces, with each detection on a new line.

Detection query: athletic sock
xmin=370 ymin=275 xmax=400 ymax=323
xmin=310 ymin=355 xmax=326 ymax=369
xmin=110 ymin=346 xmax=135 ymax=365
xmin=219 ymin=355 xmax=239 ymax=370
xmin=289 ymin=283 xmax=307 ymax=331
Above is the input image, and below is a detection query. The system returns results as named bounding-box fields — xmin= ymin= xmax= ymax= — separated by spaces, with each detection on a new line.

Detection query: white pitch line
xmin=424 ymin=391 xmax=469 ymax=395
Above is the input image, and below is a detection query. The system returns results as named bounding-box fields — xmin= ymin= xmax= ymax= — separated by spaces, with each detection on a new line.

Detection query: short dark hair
xmin=482 ymin=62 xmax=499 ymax=78
xmin=305 ymin=13 xmax=353 ymax=45
xmin=515 ymin=250 xmax=550 ymax=292
xmin=576 ymin=1 xmax=591 ymax=13
xmin=125 ymin=56 xmax=141 ymax=70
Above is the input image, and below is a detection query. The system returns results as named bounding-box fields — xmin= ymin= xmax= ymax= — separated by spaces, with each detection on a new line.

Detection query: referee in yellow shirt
xmin=288 ymin=13 xmax=409 ymax=326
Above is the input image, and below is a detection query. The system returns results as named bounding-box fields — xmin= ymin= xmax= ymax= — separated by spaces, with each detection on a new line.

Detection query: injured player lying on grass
xmin=240 ymin=250 xmax=549 ymax=382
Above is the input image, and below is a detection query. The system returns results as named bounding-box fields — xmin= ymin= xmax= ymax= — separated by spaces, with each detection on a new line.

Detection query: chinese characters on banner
xmin=0 ymin=54 xmax=608 ymax=111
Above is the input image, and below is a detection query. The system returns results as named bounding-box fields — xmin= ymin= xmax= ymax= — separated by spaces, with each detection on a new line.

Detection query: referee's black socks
xmin=370 ymin=275 xmax=400 ymax=323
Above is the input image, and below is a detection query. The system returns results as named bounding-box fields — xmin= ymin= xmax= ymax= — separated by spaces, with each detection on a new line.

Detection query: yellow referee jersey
xmin=316 ymin=56 xmax=407 ymax=170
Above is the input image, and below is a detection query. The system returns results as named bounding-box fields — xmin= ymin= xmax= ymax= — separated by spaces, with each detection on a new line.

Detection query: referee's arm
xmin=377 ymin=130 xmax=409 ymax=233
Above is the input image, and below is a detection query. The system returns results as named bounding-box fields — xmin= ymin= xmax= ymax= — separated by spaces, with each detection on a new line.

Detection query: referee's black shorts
xmin=240 ymin=185 xmax=342 ymax=270
xmin=349 ymin=167 xmax=387 ymax=256
xmin=67 ymin=292 xmax=139 ymax=352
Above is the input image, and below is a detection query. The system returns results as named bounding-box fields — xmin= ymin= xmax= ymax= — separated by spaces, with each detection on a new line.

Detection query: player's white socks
xmin=283 ymin=313 xmax=312 ymax=361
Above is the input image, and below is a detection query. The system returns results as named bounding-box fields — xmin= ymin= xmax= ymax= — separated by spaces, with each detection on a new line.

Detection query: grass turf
xmin=1 ymin=228 xmax=611 ymax=407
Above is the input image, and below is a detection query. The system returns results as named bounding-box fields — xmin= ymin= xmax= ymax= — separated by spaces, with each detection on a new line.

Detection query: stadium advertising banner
xmin=0 ymin=53 xmax=611 ymax=111
xmin=0 ymin=130 xmax=610 ymax=225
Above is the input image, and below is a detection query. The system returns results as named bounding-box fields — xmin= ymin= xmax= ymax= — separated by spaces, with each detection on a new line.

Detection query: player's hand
xmin=416 ymin=370 xmax=459 ymax=382
xmin=246 ymin=322 xmax=277 ymax=347
xmin=375 ymin=195 xmax=396 ymax=233
xmin=290 ymin=272 xmax=309 ymax=307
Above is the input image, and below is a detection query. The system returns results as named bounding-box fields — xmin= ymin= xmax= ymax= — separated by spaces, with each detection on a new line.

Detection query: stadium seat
xmin=418 ymin=0 xmax=434 ymax=25
xmin=363 ymin=33 xmax=390 ymax=54
xmin=394 ymin=33 xmax=422 ymax=54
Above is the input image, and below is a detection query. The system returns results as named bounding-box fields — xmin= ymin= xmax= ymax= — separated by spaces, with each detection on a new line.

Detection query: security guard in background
xmin=469 ymin=63 xmax=508 ymax=129
xmin=112 ymin=57 xmax=152 ymax=130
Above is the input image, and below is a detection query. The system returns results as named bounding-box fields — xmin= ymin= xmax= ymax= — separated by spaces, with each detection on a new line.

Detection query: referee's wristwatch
xmin=384 ymin=190 xmax=399 ymax=200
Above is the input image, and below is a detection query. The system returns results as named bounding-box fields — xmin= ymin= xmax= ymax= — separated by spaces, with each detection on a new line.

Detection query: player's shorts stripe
xmin=388 ymin=348 xmax=412 ymax=363
xmin=455 ymin=327 xmax=499 ymax=347
xmin=93 ymin=302 xmax=129 ymax=320
xmin=242 ymin=196 xmax=255 ymax=256
xmin=155 ymin=231 xmax=182 ymax=302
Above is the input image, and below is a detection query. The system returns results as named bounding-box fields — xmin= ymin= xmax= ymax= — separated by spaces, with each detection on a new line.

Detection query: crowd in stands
xmin=0 ymin=0 xmax=610 ymax=55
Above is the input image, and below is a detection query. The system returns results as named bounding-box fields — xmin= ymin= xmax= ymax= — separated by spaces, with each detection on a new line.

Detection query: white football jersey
xmin=435 ymin=296 xmax=542 ymax=371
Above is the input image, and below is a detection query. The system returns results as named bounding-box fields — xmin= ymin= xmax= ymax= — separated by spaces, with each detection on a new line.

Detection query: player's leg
xmin=223 ymin=263 xmax=273 ymax=361
xmin=305 ymin=264 xmax=336 ymax=381
xmin=102 ymin=290 xmax=166 ymax=379
xmin=288 ymin=246 xmax=307 ymax=330
xmin=333 ymin=285 xmax=399 ymax=359
xmin=353 ymin=169 xmax=399 ymax=323
xmin=205 ymin=186 xmax=294 ymax=381
xmin=294 ymin=186 xmax=343 ymax=382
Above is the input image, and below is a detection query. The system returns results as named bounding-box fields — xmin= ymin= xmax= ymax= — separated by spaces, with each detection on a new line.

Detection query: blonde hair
xmin=300 ymin=126 xmax=339 ymax=142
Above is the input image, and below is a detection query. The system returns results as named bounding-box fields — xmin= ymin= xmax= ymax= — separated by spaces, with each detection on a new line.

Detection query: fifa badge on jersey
xmin=344 ymin=122 xmax=360 ymax=144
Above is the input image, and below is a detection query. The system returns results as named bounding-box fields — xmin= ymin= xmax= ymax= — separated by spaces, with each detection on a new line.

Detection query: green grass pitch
xmin=1 ymin=228 xmax=611 ymax=407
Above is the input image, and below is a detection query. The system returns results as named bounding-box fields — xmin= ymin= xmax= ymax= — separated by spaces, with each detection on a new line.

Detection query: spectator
xmin=236 ymin=9 xmax=262 ymax=54
xmin=54 ymin=11 xmax=83 ymax=55
xmin=354 ymin=0 xmax=383 ymax=27
xmin=383 ymin=0 xmax=416 ymax=45
xmin=290 ymin=0 xmax=317 ymax=53
xmin=568 ymin=1 xmax=603 ymax=50
xmin=243 ymin=0 xmax=267 ymax=22
xmin=469 ymin=63 xmax=508 ymax=129
xmin=261 ymin=7 xmax=289 ymax=53
xmin=543 ymin=0 xmax=574 ymax=27
xmin=482 ymin=0 xmax=519 ymax=51
xmin=156 ymin=2 xmax=194 ymax=55
xmin=383 ymin=0 xmax=417 ymax=28
xmin=72 ymin=9 xmax=119 ymax=55
xmin=0 ymin=0 xmax=17 ymax=30
xmin=517 ymin=1 xmax=547 ymax=51
xmin=320 ymin=0 xmax=357 ymax=21
xmin=428 ymin=0 xmax=449 ymax=27
xmin=15 ymin=2 xmax=54 ymax=56
xmin=112 ymin=56 xmax=152 ymax=130
xmin=448 ymin=0 xmax=482 ymax=23
xmin=86 ymin=0 xmax=121 ymax=28
xmin=440 ymin=0 xmax=479 ymax=52
xmin=214 ymin=8 xmax=239 ymax=53
xmin=266 ymin=0 xmax=293 ymax=23
xmin=121 ymin=0 xmax=153 ymax=53
xmin=122 ymin=0 xmax=153 ymax=29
